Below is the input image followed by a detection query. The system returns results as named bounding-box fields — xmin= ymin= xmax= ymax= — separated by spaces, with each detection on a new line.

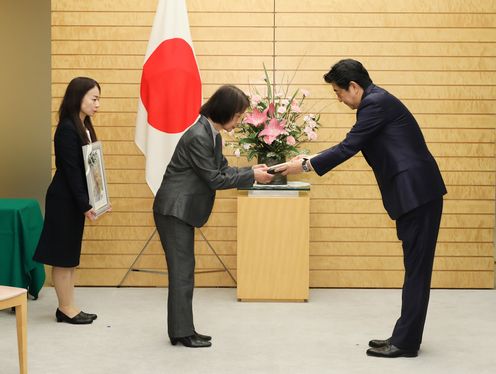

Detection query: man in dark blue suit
xmin=279 ymin=59 xmax=446 ymax=357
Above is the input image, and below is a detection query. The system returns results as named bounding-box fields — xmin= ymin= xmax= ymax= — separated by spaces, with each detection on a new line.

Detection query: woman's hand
xmin=252 ymin=163 xmax=268 ymax=171
xmin=254 ymin=168 xmax=274 ymax=184
xmin=84 ymin=208 xmax=97 ymax=221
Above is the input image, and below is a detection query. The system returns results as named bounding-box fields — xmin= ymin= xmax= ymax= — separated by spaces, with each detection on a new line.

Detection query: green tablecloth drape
xmin=0 ymin=198 xmax=46 ymax=298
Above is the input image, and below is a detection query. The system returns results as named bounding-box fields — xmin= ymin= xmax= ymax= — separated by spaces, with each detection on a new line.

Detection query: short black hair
xmin=200 ymin=85 xmax=249 ymax=125
xmin=323 ymin=59 xmax=372 ymax=90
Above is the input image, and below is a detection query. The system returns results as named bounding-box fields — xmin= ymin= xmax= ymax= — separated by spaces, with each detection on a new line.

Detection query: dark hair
xmin=58 ymin=77 xmax=100 ymax=144
xmin=323 ymin=59 xmax=372 ymax=90
xmin=200 ymin=85 xmax=249 ymax=125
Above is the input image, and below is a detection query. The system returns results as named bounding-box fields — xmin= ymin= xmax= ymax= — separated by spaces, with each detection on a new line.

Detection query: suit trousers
xmin=390 ymin=197 xmax=443 ymax=350
xmin=154 ymin=213 xmax=196 ymax=338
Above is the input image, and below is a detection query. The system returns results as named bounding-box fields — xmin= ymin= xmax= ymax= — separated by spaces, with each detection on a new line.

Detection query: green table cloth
xmin=0 ymin=198 xmax=46 ymax=298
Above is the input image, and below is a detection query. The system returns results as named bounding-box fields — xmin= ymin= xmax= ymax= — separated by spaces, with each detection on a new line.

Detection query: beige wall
xmin=0 ymin=0 xmax=51 ymax=207
xmin=50 ymin=0 xmax=495 ymax=288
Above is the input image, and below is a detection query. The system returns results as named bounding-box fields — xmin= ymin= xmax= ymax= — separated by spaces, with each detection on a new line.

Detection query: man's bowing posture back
xmin=280 ymin=59 xmax=446 ymax=358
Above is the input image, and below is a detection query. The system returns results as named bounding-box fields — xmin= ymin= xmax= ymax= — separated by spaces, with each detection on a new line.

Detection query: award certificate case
xmin=82 ymin=141 xmax=110 ymax=217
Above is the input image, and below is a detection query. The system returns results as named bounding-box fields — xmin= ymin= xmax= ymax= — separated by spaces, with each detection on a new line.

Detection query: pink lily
xmin=259 ymin=118 xmax=288 ymax=145
xmin=267 ymin=102 xmax=276 ymax=117
xmin=244 ymin=108 xmax=268 ymax=127
xmin=286 ymin=135 xmax=296 ymax=145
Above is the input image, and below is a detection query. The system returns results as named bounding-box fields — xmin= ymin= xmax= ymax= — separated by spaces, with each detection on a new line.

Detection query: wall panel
xmin=274 ymin=0 xmax=495 ymax=288
xmin=50 ymin=0 xmax=494 ymax=288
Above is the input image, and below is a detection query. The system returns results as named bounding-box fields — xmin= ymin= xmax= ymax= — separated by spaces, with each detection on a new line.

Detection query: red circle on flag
xmin=140 ymin=38 xmax=202 ymax=134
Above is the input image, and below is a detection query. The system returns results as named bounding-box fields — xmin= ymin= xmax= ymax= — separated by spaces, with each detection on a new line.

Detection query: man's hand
xmin=289 ymin=154 xmax=308 ymax=162
xmin=254 ymin=168 xmax=274 ymax=184
xmin=275 ymin=159 xmax=304 ymax=176
xmin=275 ymin=154 xmax=317 ymax=175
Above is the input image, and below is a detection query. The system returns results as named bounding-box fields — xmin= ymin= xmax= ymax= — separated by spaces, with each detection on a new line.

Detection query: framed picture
xmin=82 ymin=141 xmax=111 ymax=217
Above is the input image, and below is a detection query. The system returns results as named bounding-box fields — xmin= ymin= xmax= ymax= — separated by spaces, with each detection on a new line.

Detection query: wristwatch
xmin=301 ymin=158 xmax=311 ymax=172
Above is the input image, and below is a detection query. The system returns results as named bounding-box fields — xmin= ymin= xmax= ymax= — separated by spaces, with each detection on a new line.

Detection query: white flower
xmin=304 ymin=114 xmax=316 ymax=122
xmin=300 ymin=88 xmax=310 ymax=97
xmin=243 ymin=143 xmax=251 ymax=150
xmin=304 ymin=126 xmax=317 ymax=141
xmin=277 ymin=105 xmax=287 ymax=114
xmin=291 ymin=101 xmax=301 ymax=113
xmin=250 ymin=94 xmax=262 ymax=106
xmin=307 ymin=131 xmax=317 ymax=141
xmin=234 ymin=148 xmax=241 ymax=157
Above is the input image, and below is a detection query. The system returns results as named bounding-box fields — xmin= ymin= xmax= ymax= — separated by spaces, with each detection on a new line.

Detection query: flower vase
xmin=258 ymin=154 xmax=287 ymax=185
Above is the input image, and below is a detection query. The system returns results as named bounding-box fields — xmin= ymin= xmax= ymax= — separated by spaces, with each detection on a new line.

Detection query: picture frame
xmin=82 ymin=141 xmax=111 ymax=217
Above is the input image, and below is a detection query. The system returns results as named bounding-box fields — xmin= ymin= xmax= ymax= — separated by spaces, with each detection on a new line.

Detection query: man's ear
xmin=349 ymin=81 xmax=364 ymax=96
xmin=349 ymin=81 xmax=360 ymax=93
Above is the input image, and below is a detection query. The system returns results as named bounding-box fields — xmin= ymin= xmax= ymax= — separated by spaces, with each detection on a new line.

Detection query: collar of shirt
xmin=207 ymin=118 xmax=220 ymax=146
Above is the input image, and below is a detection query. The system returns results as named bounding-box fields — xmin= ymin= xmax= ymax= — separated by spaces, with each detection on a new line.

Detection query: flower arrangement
xmin=229 ymin=65 xmax=321 ymax=163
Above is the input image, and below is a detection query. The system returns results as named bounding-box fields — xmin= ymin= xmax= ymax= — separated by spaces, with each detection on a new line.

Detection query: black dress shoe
xmin=80 ymin=311 xmax=97 ymax=320
xmin=194 ymin=330 xmax=211 ymax=341
xmin=367 ymin=343 xmax=418 ymax=358
xmin=369 ymin=337 xmax=390 ymax=348
xmin=170 ymin=335 xmax=212 ymax=348
xmin=55 ymin=309 xmax=93 ymax=325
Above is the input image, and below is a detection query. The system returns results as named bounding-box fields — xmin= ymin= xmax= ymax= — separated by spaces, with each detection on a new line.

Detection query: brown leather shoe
xmin=366 ymin=343 xmax=418 ymax=358
xmin=170 ymin=335 xmax=212 ymax=348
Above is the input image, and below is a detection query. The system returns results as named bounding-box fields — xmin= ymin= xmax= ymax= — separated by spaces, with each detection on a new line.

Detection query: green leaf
xmin=262 ymin=62 xmax=272 ymax=101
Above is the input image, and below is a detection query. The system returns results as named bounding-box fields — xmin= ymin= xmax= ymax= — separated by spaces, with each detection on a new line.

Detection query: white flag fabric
xmin=135 ymin=0 xmax=202 ymax=195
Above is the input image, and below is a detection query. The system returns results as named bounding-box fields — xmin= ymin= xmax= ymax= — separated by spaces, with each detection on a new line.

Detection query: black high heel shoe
xmin=170 ymin=335 xmax=212 ymax=348
xmin=80 ymin=311 xmax=97 ymax=320
xmin=55 ymin=309 xmax=93 ymax=325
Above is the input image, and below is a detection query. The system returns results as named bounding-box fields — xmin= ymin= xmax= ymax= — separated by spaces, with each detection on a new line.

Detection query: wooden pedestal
xmin=237 ymin=192 xmax=309 ymax=301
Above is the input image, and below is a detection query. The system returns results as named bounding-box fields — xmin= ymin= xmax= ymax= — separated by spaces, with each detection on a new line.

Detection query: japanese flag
xmin=135 ymin=0 xmax=202 ymax=195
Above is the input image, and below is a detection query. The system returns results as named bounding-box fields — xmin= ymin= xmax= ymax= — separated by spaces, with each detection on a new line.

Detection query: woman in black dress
xmin=34 ymin=77 xmax=101 ymax=324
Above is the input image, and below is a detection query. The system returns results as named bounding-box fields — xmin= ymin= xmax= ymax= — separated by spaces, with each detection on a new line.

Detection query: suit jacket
xmin=47 ymin=119 xmax=91 ymax=213
xmin=311 ymin=84 xmax=446 ymax=220
xmin=153 ymin=115 xmax=255 ymax=227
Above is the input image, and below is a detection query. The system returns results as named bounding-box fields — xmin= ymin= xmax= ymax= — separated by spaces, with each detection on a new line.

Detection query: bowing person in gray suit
xmin=153 ymin=85 xmax=274 ymax=348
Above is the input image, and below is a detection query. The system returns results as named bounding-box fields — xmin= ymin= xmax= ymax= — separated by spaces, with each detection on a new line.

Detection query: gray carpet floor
xmin=1 ymin=287 xmax=496 ymax=374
